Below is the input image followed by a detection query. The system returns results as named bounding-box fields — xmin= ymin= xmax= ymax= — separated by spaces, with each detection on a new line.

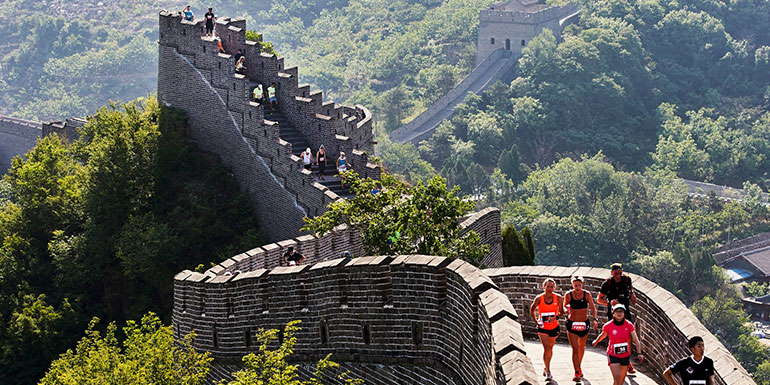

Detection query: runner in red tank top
xmin=530 ymin=278 xmax=563 ymax=381
xmin=592 ymin=304 xmax=644 ymax=385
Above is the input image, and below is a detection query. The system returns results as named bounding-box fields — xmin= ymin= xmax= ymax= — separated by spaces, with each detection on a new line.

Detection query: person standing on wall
xmin=316 ymin=145 xmax=327 ymax=180
xmin=530 ymin=278 xmax=563 ymax=381
xmin=563 ymin=276 xmax=598 ymax=382
xmin=182 ymin=5 xmax=194 ymax=21
xmin=592 ymin=304 xmax=644 ymax=385
xmin=662 ymin=336 xmax=715 ymax=385
xmin=597 ymin=263 xmax=638 ymax=374
xmin=205 ymin=8 xmax=216 ymax=37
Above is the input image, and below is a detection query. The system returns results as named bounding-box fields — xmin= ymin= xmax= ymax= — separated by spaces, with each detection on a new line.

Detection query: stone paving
xmin=524 ymin=340 xmax=660 ymax=385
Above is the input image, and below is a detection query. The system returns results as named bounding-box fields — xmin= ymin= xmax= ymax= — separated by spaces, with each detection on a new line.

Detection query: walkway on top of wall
xmin=524 ymin=340 xmax=659 ymax=385
xmin=389 ymin=49 xmax=519 ymax=145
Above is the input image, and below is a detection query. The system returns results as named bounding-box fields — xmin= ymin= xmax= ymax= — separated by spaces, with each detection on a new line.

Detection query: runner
xmin=592 ymin=304 xmax=644 ymax=385
xmin=663 ymin=336 xmax=715 ymax=385
xmin=597 ymin=263 xmax=638 ymax=373
xmin=563 ymin=276 xmax=598 ymax=382
xmin=529 ymin=278 xmax=563 ymax=381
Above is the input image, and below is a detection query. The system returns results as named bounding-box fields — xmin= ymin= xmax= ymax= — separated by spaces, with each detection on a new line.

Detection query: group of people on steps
xmin=530 ymin=263 xmax=715 ymax=385
xmin=300 ymin=146 xmax=348 ymax=181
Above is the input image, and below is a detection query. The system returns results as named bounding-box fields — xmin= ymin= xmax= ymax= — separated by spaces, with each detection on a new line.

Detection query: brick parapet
xmin=157 ymin=11 xmax=380 ymax=240
xmin=173 ymin=255 xmax=537 ymax=385
xmin=207 ymin=208 xmax=504 ymax=276
xmin=480 ymin=4 xmax=578 ymax=25
xmin=0 ymin=114 xmax=42 ymax=173
xmin=482 ymin=266 xmax=755 ymax=385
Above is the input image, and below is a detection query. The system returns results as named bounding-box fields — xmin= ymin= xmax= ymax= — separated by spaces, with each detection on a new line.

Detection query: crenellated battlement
xmin=480 ymin=3 xmax=577 ymax=25
xmin=157 ymin=11 xmax=379 ymax=241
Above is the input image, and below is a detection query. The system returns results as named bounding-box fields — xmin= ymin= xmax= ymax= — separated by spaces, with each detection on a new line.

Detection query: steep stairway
xmin=263 ymin=109 xmax=352 ymax=198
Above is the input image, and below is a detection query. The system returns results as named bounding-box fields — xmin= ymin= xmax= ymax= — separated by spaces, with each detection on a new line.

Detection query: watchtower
xmin=476 ymin=0 xmax=578 ymax=64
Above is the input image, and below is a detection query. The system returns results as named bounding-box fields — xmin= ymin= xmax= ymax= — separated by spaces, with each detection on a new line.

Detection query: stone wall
xmin=209 ymin=207 xmax=504 ymax=277
xmin=713 ymin=232 xmax=770 ymax=265
xmin=157 ymin=12 xmax=379 ymax=241
xmin=483 ymin=266 xmax=755 ymax=385
xmin=476 ymin=4 xmax=577 ymax=64
xmin=173 ymin=255 xmax=537 ymax=385
xmin=0 ymin=114 xmax=42 ymax=174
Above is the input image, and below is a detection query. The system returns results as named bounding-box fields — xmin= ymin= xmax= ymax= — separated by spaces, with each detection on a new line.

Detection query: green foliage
xmin=501 ymin=225 xmax=535 ymax=266
xmin=224 ymin=320 xmax=363 ymax=385
xmin=38 ymin=313 xmax=212 ymax=385
xmin=744 ymin=282 xmax=770 ymax=298
xmin=302 ymin=172 xmax=488 ymax=265
xmin=245 ymin=30 xmax=277 ymax=55
xmin=0 ymin=97 xmax=262 ymax=385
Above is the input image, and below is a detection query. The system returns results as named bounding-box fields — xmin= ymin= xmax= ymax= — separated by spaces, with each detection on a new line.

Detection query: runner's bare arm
xmin=662 ymin=367 xmax=678 ymax=385
xmin=631 ymin=330 xmax=644 ymax=361
xmin=562 ymin=292 xmax=571 ymax=315
xmin=557 ymin=294 xmax=565 ymax=316
xmin=587 ymin=290 xmax=599 ymax=329
xmin=530 ymin=295 xmax=540 ymax=321
xmin=597 ymin=291 xmax=608 ymax=306
xmin=592 ymin=330 xmax=607 ymax=346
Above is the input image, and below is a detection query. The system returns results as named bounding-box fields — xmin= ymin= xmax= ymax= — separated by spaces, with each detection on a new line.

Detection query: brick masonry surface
xmin=173 ymin=255 xmax=537 ymax=385
xmin=206 ymin=207 xmax=504 ymax=277
xmin=483 ymin=266 xmax=755 ymax=385
xmin=0 ymin=115 xmax=42 ymax=174
xmin=157 ymin=11 xmax=379 ymax=242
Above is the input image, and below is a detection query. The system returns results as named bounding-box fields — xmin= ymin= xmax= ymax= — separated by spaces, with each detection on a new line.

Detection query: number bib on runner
xmin=613 ymin=342 xmax=629 ymax=355
xmin=541 ymin=312 xmax=556 ymax=323
xmin=571 ymin=321 xmax=587 ymax=331
xmin=689 ymin=381 xmax=706 ymax=385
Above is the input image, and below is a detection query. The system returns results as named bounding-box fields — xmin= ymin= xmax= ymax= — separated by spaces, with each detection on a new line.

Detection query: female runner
xmin=563 ymin=276 xmax=598 ymax=381
xmin=592 ymin=304 xmax=644 ymax=385
xmin=529 ymin=278 xmax=563 ymax=380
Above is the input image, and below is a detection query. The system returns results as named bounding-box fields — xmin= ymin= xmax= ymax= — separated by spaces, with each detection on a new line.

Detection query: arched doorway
xmin=505 ymin=39 xmax=511 ymax=50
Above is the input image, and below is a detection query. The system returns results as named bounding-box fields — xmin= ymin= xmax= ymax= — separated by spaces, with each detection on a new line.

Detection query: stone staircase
xmin=263 ymin=109 xmax=351 ymax=198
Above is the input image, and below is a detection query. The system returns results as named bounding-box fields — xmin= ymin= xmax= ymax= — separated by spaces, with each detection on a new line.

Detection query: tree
xmin=497 ymin=144 xmax=526 ymax=183
xmin=302 ymin=172 xmax=489 ymax=266
xmin=630 ymin=250 xmax=684 ymax=296
xmin=691 ymin=292 xmax=750 ymax=348
xmin=38 ymin=313 xmax=212 ymax=385
xmin=501 ymin=225 xmax=535 ymax=266
xmin=224 ymin=321 xmax=363 ymax=385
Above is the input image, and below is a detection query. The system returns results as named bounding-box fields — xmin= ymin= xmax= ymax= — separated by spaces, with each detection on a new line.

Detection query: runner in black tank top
xmin=563 ymin=276 xmax=598 ymax=382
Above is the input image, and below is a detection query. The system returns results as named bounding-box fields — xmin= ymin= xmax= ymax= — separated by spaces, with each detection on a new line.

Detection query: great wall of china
xmin=0 ymin=6 xmax=760 ymax=384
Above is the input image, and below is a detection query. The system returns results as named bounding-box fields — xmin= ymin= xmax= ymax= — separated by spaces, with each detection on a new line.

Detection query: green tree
xmin=302 ymin=172 xmax=488 ymax=265
xmin=744 ymin=282 xmax=770 ymax=298
xmin=224 ymin=321 xmax=363 ymax=385
xmin=38 ymin=313 xmax=212 ymax=385
xmin=630 ymin=250 xmax=684 ymax=296
xmin=501 ymin=225 xmax=535 ymax=266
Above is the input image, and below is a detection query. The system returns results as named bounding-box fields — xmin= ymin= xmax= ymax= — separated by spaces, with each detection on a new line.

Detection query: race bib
xmin=613 ymin=342 xmax=628 ymax=355
xmin=571 ymin=322 xmax=587 ymax=331
xmin=541 ymin=312 xmax=556 ymax=322
xmin=689 ymin=381 xmax=706 ymax=385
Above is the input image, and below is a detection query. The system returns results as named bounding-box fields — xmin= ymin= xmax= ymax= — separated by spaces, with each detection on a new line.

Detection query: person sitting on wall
xmin=337 ymin=151 xmax=348 ymax=188
xmin=235 ymin=56 xmax=247 ymax=74
xmin=283 ymin=246 xmax=305 ymax=266
xmin=204 ymin=7 xmax=216 ymax=37
xmin=216 ymin=37 xmax=225 ymax=53
xmin=182 ymin=5 xmax=194 ymax=21
xmin=268 ymin=83 xmax=278 ymax=108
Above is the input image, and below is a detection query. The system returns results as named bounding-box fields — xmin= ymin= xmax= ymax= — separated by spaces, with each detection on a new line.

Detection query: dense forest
xmin=3 ymin=0 xmax=770 ymax=383
xmin=0 ymin=99 xmax=262 ymax=384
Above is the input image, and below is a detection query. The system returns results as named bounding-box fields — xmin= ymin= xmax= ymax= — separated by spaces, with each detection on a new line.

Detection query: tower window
xmin=521 ymin=40 xmax=526 ymax=47
xmin=490 ymin=37 xmax=495 ymax=45
xmin=505 ymin=39 xmax=511 ymax=50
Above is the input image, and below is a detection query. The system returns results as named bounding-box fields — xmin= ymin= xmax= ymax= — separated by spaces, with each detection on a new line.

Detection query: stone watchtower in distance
xmin=157 ymin=11 xmax=378 ymax=242
xmin=476 ymin=0 xmax=578 ymax=65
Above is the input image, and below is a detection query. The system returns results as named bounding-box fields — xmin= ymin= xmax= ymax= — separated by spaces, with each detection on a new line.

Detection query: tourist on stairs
xmin=592 ymin=304 xmax=644 ymax=385
xmin=302 ymin=148 xmax=314 ymax=170
xmin=530 ymin=278 xmax=563 ymax=381
xmin=316 ymin=145 xmax=327 ymax=180
xmin=563 ymin=276 xmax=598 ymax=382
xmin=597 ymin=262 xmax=639 ymax=374
xmin=663 ymin=336 xmax=715 ymax=385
